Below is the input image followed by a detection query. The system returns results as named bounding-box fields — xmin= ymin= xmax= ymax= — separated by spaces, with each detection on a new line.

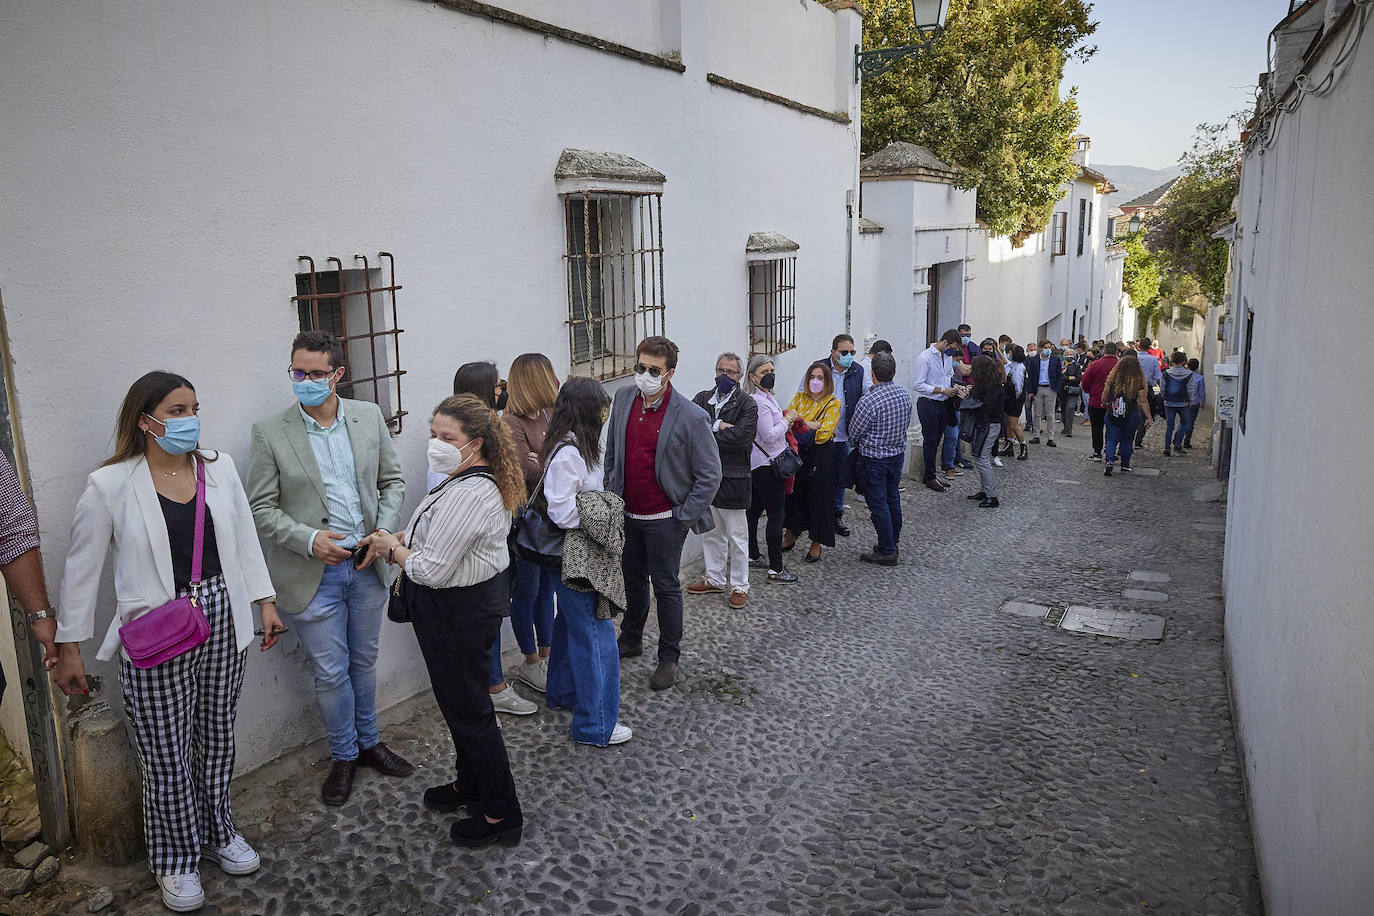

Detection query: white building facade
xmin=1215 ymin=1 xmax=1374 ymax=913
xmin=0 ymin=0 xmax=863 ymax=773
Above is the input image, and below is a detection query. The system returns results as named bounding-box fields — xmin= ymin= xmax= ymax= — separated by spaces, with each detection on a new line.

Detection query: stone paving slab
xmin=999 ymin=600 xmax=1050 ymax=619
xmin=30 ymin=417 xmax=1259 ymax=915
xmin=1124 ymin=588 xmax=1170 ymax=602
xmin=1060 ymin=605 xmax=1167 ymax=641
xmin=1130 ymin=570 xmax=1173 ymax=583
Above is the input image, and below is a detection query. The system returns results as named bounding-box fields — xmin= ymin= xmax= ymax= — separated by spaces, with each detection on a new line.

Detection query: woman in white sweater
xmin=360 ymin=394 xmax=526 ymax=849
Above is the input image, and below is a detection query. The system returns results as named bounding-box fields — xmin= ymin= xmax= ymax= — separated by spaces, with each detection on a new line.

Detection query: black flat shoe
xmin=450 ymin=812 xmax=523 ymax=848
xmin=834 ymin=521 xmax=851 ymax=538
xmin=978 ymin=497 xmax=1000 ymax=508
xmin=424 ymin=781 xmax=479 ymax=814
xmin=967 ymin=491 xmax=986 ymax=500
xmin=804 ymin=551 xmax=822 ymax=563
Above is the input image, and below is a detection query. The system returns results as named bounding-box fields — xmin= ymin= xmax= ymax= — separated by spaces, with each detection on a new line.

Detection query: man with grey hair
xmin=689 ymin=352 xmax=759 ymax=608
xmin=847 ymin=351 xmax=912 ymax=565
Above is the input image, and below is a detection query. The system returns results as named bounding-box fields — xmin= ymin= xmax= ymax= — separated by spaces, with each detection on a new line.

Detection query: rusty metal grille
xmin=563 ymin=192 xmax=665 ymax=380
xmin=293 ymin=252 xmax=407 ymax=434
xmin=747 ymin=257 xmax=796 ymax=358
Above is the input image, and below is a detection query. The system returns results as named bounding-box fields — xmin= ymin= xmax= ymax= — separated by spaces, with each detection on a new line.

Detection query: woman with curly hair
xmin=1101 ymin=354 xmax=1152 ymax=476
xmin=360 ymin=394 xmax=526 ymax=848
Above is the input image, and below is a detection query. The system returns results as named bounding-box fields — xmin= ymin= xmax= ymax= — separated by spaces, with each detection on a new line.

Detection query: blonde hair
xmin=433 ymin=395 xmax=525 ymax=511
xmin=505 ymin=353 xmax=559 ymax=418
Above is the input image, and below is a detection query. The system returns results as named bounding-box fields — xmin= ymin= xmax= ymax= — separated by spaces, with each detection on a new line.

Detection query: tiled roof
xmin=859 ymin=141 xmax=960 ymax=182
xmin=1120 ymin=178 xmax=1178 ymax=209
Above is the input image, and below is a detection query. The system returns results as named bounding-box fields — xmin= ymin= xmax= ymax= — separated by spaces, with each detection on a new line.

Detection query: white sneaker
xmin=517 ymin=658 xmax=548 ymax=693
xmin=490 ymin=684 xmax=538 ymax=716
xmin=157 ymin=873 xmax=205 ymax=912
xmin=992 ymin=456 xmax=1004 ymax=467
xmin=202 ymin=834 xmax=261 ymax=876
xmin=607 ymin=722 xmax=633 ymax=745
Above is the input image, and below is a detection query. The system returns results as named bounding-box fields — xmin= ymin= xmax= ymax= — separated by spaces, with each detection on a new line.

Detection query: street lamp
xmin=855 ymin=0 xmax=949 ymax=82
xmin=1128 ymin=214 xmax=1142 ymax=235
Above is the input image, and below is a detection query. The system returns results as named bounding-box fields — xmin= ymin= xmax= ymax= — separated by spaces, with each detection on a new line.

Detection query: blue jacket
xmin=1023 ymin=355 xmax=1062 ymax=394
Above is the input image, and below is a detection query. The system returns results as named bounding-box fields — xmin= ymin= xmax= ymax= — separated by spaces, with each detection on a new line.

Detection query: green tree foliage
xmin=1120 ymin=231 xmax=1161 ymax=321
xmin=1145 ymin=119 xmax=1241 ymax=304
xmin=857 ymin=0 xmax=1098 ymax=236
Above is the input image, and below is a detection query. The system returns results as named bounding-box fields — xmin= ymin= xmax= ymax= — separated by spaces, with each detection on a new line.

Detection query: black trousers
xmin=747 ymin=465 xmax=786 ymax=573
xmin=1089 ymin=406 xmax=1108 ymax=455
xmin=621 ymin=516 xmax=688 ymax=663
xmin=410 ymin=574 xmax=521 ymax=820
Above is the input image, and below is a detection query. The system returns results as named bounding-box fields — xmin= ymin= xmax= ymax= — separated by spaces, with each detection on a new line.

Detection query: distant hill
xmin=1095 ymin=163 xmax=1185 ymax=205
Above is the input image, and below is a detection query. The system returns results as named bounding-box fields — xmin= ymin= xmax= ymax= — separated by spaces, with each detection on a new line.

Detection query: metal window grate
xmin=1077 ymin=199 xmax=1088 ymax=256
xmin=563 ymin=192 xmax=665 ymax=380
xmin=293 ymin=253 xmax=407 ymax=433
xmin=747 ymin=257 xmax=797 ymax=358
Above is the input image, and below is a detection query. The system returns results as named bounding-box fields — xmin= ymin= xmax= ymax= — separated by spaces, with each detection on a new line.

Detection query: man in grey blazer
xmin=605 ymin=336 xmax=722 ymax=690
xmin=247 ymin=331 xmax=412 ymax=806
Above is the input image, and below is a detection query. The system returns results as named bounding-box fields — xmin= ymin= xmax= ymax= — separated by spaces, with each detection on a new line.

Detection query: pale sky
xmin=1062 ymin=0 xmax=1285 ymax=169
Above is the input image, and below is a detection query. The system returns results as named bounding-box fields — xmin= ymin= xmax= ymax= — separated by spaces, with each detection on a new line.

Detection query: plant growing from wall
xmin=1145 ymin=118 xmax=1242 ymax=305
xmin=853 ymin=0 xmax=1098 ymax=237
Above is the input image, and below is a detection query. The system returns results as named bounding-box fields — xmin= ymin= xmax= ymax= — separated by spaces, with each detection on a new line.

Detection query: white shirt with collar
xmin=912 ymin=345 xmax=954 ymax=400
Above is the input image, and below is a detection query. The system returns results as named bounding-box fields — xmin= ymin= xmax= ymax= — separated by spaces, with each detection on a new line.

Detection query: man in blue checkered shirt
xmin=846 ymin=352 xmax=912 ymax=566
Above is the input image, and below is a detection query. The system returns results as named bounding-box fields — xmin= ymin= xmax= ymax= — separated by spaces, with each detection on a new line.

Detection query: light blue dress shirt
xmin=300 ymin=402 xmax=368 ymax=551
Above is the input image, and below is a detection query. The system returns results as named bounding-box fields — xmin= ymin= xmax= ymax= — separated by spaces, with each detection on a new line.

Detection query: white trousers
xmin=700 ymin=506 xmax=750 ymax=593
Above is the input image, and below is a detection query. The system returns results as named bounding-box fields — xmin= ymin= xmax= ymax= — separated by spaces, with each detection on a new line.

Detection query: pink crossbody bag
xmin=119 ymin=459 xmax=212 ymax=668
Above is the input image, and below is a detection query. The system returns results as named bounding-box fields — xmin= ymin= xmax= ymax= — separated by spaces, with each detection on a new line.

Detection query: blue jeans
xmin=1104 ymin=415 xmax=1139 ymax=467
xmin=1165 ymin=406 xmax=1188 ymax=450
xmin=831 ymin=439 xmax=851 ymax=514
xmin=858 ymin=453 xmax=904 ymax=555
xmin=288 ymin=562 xmax=387 ymax=760
xmin=941 ymin=425 xmax=959 ymax=470
xmin=1183 ymin=405 xmax=1200 ymax=444
xmin=546 ymin=582 xmax=621 ymax=745
xmin=489 ymin=558 xmax=557 ymax=685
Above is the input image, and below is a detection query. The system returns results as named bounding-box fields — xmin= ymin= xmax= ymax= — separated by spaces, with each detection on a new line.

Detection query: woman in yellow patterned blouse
xmin=781 ymin=363 xmax=842 ymax=562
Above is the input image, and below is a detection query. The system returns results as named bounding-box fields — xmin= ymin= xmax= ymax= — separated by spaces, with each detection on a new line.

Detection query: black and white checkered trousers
xmin=120 ymin=575 xmax=247 ymax=876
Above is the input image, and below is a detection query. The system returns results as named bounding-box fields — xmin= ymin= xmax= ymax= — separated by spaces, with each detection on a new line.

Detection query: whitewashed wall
xmin=1220 ymin=16 xmax=1374 ymax=915
xmin=0 ymin=0 xmax=861 ymax=772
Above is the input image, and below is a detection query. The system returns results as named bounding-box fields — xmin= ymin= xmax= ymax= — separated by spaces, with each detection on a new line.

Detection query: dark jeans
xmin=1183 ymin=405 xmax=1200 ymax=443
xmin=1135 ymin=394 xmax=1162 ymax=447
xmin=621 ymin=516 xmax=689 ymax=663
xmin=831 ymin=439 xmax=851 ymax=515
xmin=489 ymin=557 xmax=556 ymax=686
xmin=1165 ymin=406 xmax=1188 ymax=449
xmin=1105 ymin=414 xmax=1141 ymax=467
xmin=857 ymin=453 xmax=904 ymax=555
xmin=410 ymin=575 xmax=521 ymax=820
xmin=1089 ymin=406 xmax=1107 ymax=455
xmin=747 ymin=465 xmax=786 ymax=573
xmin=916 ymin=397 xmax=945 ymax=482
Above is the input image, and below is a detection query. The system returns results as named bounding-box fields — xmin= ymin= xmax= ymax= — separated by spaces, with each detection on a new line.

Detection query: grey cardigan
xmin=602 ymin=385 xmax=723 ymax=535
xmin=561 ymin=490 xmax=627 ymax=619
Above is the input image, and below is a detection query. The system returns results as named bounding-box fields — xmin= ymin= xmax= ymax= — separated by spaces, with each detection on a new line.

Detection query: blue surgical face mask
xmin=293 ymin=374 xmax=335 ymax=407
xmin=836 ymin=353 xmax=854 ymax=368
xmin=145 ymin=414 xmax=200 ymax=455
xmin=961 ymin=335 xmax=972 ymax=345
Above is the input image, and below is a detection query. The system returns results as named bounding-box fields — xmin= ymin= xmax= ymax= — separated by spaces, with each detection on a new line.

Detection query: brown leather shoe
xmin=322 ymin=759 xmax=357 ymax=806
xmin=686 ymin=580 xmax=723 ymax=595
xmin=357 ymin=741 xmax=415 ymax=777
xmin=728 ymin=591 xmax=747 ymax=610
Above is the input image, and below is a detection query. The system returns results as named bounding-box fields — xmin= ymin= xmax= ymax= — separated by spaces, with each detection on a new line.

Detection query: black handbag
xmin=957 ymin=396 xmax=984 ymax=443
xmin=756 ymin=434 xmax=803 ymax=480
xmin=510 ymin=445 xmax=569 ymax=567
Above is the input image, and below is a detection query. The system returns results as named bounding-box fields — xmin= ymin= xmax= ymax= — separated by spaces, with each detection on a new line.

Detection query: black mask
xmin=759 ymin=372 xmax=776 ymax=391
xmin=495 ymin=391 xmax=508 ymax=412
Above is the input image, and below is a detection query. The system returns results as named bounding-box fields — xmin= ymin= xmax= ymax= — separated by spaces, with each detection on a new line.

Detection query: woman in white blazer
xmin=52 ymin=371 xmax=283 ymax=914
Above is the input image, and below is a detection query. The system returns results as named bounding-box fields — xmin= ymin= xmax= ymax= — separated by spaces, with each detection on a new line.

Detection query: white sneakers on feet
xmin=202 ymin=834 xmax=261 ymax=876
xmin=157 ymin=873 xmax=205 ymax=912
xmin=992 ymin=456 xmax=1004 ymax=467
xmin=517 ymin=657 xmax=548 ymax=693
xmin=607 ymin=722 xmax=633 ymax=745
xmin=490 ymin=684 xmax=538 ymax=715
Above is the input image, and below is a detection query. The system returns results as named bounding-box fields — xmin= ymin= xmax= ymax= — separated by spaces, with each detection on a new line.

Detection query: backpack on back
xmin=1163 ymin=372 xmax=1190 ymax=403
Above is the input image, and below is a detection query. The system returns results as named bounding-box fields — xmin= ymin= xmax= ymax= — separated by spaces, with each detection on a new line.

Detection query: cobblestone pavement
xmin=43 ymin=414 xmax=1260 ymax=915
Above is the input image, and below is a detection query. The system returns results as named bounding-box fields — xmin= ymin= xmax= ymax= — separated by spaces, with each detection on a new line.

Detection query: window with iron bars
xmin=1050 ymin=211 xmax=1068 ymax=257
xmin=747 ymin=257 xmax=796 ymax=358
xmin=293 ymin=253 xmax=407 ymax=433
xmin=563 ymin=192 xmax=665 ymax=380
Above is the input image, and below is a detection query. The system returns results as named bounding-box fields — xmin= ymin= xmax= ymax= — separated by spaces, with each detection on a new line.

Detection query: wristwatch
xmin=25 ymin=608 xmax=54 ymax=625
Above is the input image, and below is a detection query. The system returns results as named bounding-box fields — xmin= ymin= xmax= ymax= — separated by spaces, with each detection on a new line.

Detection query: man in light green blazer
xmin=247 ymin=331 xmax=411 ymax=806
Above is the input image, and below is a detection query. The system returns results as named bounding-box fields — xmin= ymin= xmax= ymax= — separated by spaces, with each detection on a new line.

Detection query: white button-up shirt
xmin=912 ymin=345 xmax=954 ymax=400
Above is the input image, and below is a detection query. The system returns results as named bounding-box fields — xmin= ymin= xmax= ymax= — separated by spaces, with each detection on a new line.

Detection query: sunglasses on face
xmin=634 ymin=363 xmax=665 ymax=378
xmin=835 ymin=349 xmax=856 ymax=356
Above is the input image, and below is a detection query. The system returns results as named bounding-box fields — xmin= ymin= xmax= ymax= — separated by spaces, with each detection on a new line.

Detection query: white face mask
xmin=427 ymin=438 xmax=476 ymax=476
xmin=635 ymin=371 xmax=665 ymax=398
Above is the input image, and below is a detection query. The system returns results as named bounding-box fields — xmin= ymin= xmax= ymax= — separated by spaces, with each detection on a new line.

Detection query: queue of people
xmin=23 ymin=322 xmax=1207 ymax=911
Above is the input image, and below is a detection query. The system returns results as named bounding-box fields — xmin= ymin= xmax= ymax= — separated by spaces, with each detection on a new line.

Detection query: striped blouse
xmin=402 ymin=474 xmax=511 ymax=588
xmin=785 ymin=393 xmax=842 ymax=445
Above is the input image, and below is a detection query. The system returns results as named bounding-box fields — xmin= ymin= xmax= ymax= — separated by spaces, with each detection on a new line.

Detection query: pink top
xmin=750 ymin=389 xmax=789 ymax=469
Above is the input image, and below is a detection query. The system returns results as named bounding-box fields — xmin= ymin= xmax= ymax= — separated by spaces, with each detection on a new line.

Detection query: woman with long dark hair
xmin=53 ymin=371 xmax=282 ymax=912
xmin=499 ymin=354 xmax=561 ymax=695
xmin=360 ymin=394 xmax=526 ymax=847
xmin=782 ymin=362 xmax=841 ymax=563
xmin=540 ymin=378 xmax=631 ymax=747
xmin=964 ymin=355 xmax=1007 ymax=508
xmin=1102 ymin=355 xmax=1152 ymax=476
xmin=1001 ymin=345 xmax=1030 ymax=461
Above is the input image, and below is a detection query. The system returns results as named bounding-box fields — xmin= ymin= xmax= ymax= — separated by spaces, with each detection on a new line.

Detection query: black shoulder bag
xmin=510 ymin=443 xmax=571 ymax=567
